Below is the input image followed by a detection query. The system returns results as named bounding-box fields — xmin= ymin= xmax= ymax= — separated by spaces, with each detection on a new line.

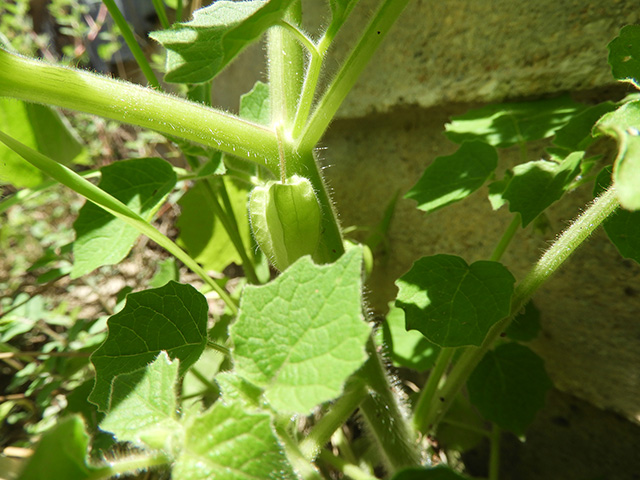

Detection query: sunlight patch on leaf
xmin=89 ymin=282 xmax=208 ymax=412
xmin=396 ymin=255 xmax=514 ymax=347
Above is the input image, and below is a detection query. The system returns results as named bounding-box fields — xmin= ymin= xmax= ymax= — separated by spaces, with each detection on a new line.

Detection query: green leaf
xmin=239 ymin=80 xmax=271 ymax=126
xmin=395 ymin=255 xmax=514 ymax=347
xmin=405 ymin=141 xmax=498 ymax=214
xmin=176 ymin=176 xmax=251 ymax=272
xmin=444 ymin=95 xmax=586 ymax=148
xmin=18 ymin=416 xmax=106 ymax=480
xmin=173 ymin=399 xmax=295 ymax=480
xmin=231 ymin=248 xmax=371 ymax=413
xmin=149 ymin=258 xmax=180 ymax=288
xmin=487 ymin=169 xmax=513 ymax=210
xmin=552 ymin=102 xmax=617 ymax=152
xmin=0 ymin=98 xmax=85 ymax=187
xmin=595 ymin=100 xmax=640 ymax=210
xmin=100 ymin=352 xmax=182 ymax=453
xmin=502 ymin=151 xmax=583 ymax=226
xmin=379 ymin=305 xmax=440 ymax=371
xmin=215 ymin=371 xmax=264 ymax=409
xmin=505 ymin=301 xmax=541 ymax=341
xmin=71 ymin=157 xmax=176 ymax=278
xmin=594 ymin=166 xmax=640 ymax=264
xmin=467 ymin=342 xmax=552 ymax=435
xmin=89 ymin=281 xmax=208 ymax=412
xmin=391 ymin=465 xmax=471 ymax=480
xmin=150 ymin=0 xmax=295 ymax=83
xmin=608 ymin=25 xmax=640 ymax=89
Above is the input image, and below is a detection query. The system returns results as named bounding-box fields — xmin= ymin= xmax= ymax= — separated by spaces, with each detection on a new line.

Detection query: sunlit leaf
xmin=72 ymin=157 xmax=176 ymax=278
xmin=89 ymin=282 xmax=208 ymax=412
xmin=231 ymin=248 xmax=370 ymax=413
xmin=608 ymin=25 xmax=640 ymax=89
xmin=396 ymin=255 xmax=514 ymax=347
xmin=405 ymin=141 xmax=498 ymax=214
xmin=150 ymin=0 xmax=295 ymax=83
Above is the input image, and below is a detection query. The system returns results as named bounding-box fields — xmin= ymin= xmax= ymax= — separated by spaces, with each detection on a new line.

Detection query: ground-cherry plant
xmin=1 ymin=1 xmax=639 ymax=479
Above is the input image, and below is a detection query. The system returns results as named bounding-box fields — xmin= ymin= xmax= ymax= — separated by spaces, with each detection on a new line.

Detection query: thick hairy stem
xmin=0 ymin=49 xmax=279 ymax=172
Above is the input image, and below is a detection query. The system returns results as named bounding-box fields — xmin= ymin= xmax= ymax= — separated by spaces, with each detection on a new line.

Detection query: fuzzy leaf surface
xmin=467 ymin=343 xmax=552 ymax=435
xmin=150 ymin=0 xmax=295 ymax=83
xmin=396 ymin=255 xmax=514 ymax=347
xmin=0 ymin=99 xmax=85 ymax=188
xmin=444 ymin=95 xmax=586 ymax=148
xmin=594 ymin=167 xmax=640 ymax=264
xmin=596 ymin=100 xmax=640 ymax=210
xmin=608 ymin=25 xmax=640 ymax=89
xmin=173 ymin=399 xmax=294 ymax=480
xmin=18 ymin=416 xmax=104 ymax=480
xmin=502 ymin=151 xmax=583 ymax=226
xmin=72 ymin=157 xmax=176 ymax=278
xmin=405 ymin=141 xmax=498 ymax=214
xmin=100 ymin=352 xmax=181 ymax=453
xmin=231 ymin=248 xmax=370 ymax=413
xmin=89 ymin=282 xmax=208 ymax=412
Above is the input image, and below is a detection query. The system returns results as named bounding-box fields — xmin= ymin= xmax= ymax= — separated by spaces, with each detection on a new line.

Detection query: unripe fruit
xmin=248 ymin=175 xmax=322 ymax=271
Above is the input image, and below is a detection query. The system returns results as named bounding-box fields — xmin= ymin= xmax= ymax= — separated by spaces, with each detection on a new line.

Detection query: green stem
xmin=216 ymin=179 xmax=259 ymax=282
xmin=101 ymin=0 xmax=160 ymax=89
xmin=317 ymin=450 xmax=378 ymax=480
xmin=201 ymin=180 xmax=259 ymax=284
xmin=299 ymin=377 xmax=368 ymax=460
xmin=151 ymin=0 xmax=170 ymax=30
xmin=412 ymin=347 xmax=456 ymax=433
xmin=357 ymin=337 xmax=421 ymax=473
xmin=0 ymin=130 xmax=238 ymax=315
xmin=489 ymin=423 xmax=501 ymax=480
xmin=277 ymin=20 xmax=318 ymax=56
xmin=87 ymin=452 xmax=170 ymax=480
xmin=489 ymin=214 xmax=521 ymax=262
xmin=189 ymin=366 xmax=218 ymax=393
xmin=175 ymin=0 xmax=184 ymax=23
xmin=296 ymin=0 xmax=410 ymax=151
xmin=274 ymin=423 xmax=324 ymax=480
xmin=206 ymin=340 xmax=231 ymax=357
xmin=0 ymin=49 xmax=280 ymax=172
xmin=268 ymin=1 xmax=304 ymax=131
xmin=291 ymin=39 xmax=323 ymax=139
xmin=422 ymin=185 xmax=620 ymax=431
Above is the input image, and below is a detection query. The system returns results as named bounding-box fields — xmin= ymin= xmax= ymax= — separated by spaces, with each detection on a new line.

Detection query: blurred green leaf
xmin=467 ymin=343 xmax=552 ymax=435
xmin=594 ymin=166 xmax=640 ymax=264
xmin=608 ymin=25 xmax=640 ymax=89
xmin=149 ymin=258 xmax=180 ymax=287
xmin=150 ymin=0 xmax=295 ymax=83
xmin=595 ymin=100 xmax=640 ymax=210
xmin=552 ymin=102 xmax=616 ymax=152
xmin=502 ymin=151 xmax=583 ymax=226
xmin=176 ymin=176 xmax=251 ymax=272
xmin=71 ymin=157 xmax=176 ymax=278
xmin=405 ymin=141 xmax=498 ymax=214
xmin=505 ymin=301 xmax=541 ymax=342
xmin=89 ymin=282 xmax=208 ymax=412
xmin=18 ymin=416 xmax=106 ymax=480
xmin=444 ymin=95 xmax=586 ymax=148
xmin=0 ymin=99 xmax=86 ymax=188
xmin=396 ymin=255 xmax=514 ymax=347
xmin=378 ymin=305 xmax=440 ymax=371
xmin=231 ymin=248 xmax=370 ymax=413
